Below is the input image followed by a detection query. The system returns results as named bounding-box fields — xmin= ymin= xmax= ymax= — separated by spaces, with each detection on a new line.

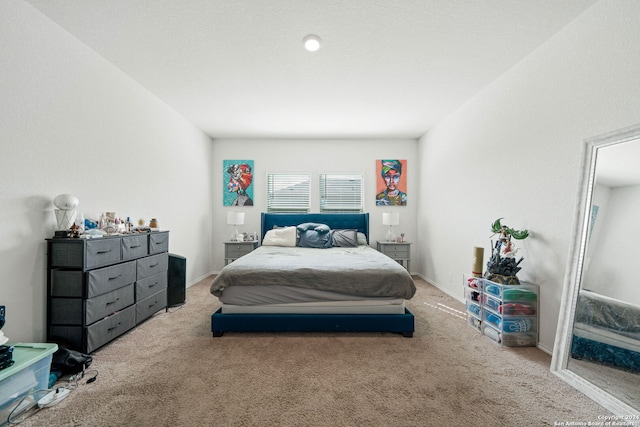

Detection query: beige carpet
xmin=18 ymin=276 xmax=610 ymax=427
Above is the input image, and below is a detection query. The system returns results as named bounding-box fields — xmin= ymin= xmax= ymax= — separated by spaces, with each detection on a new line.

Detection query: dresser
xmin=46 ymin=231 xmax=169 ymax=353
xmin=376 ymin=241 xmax=411 ymax=271
xmin=224 ymin=240 xmax=259 ymax=265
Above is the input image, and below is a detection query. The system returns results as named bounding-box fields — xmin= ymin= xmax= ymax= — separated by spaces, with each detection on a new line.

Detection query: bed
xmin=571 ymin=289 xmax=640 ymax=373
xmin=210 ymin=213 xmax=416 ymax=337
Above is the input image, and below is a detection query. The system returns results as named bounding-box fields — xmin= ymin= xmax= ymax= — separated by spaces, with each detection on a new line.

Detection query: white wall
xmin=211 ymin=139 xmax=418 ymax=272
xmin=417 ymin=0 xmax=640 ymax=351
xmin=0 ymin=0 xmax=214 ymax=343
xmin=584 ymin=184 xmax=640 ymax=306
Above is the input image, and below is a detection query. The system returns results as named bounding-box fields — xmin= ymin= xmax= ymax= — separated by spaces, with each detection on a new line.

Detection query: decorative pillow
xmin=332 ymin=229 xmax=358 ymax=247
xmin=298 ymin=230 xmax=332 ymax=248
xmin=296 ymin=222 xmax=330 ymax=233
xmin=357 ymin=232 xmax=368 ymax=246
xmin=262 ymin=226 xmax=297 ymax=246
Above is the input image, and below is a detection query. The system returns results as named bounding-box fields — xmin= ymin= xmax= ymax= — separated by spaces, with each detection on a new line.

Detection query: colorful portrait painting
xmin=376 ymin=159 xmax=407 ymax=206
xmin=223 ymin=160 xmax=254 ymax=206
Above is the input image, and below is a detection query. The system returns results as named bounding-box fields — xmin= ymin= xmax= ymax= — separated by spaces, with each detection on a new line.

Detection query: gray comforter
xmin=576 ymin=290 xmax=640 ymax=340
xmin=210 ymin=246 xmax=416 ymax=300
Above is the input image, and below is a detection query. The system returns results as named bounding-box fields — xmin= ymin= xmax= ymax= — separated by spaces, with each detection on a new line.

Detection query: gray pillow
xmin=332 ymin=229 xmax=358 ymax=247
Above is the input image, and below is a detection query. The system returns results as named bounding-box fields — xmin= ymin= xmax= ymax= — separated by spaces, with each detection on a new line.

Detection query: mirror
xmin=552 ymin=123 xmax=640 ymax=419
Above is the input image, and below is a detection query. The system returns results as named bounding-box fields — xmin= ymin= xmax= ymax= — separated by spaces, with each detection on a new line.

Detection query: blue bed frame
xmin=211 ymin=213 xmax=415 ymax=337
xmin=571 ymin=335 xmax=640 ymax=373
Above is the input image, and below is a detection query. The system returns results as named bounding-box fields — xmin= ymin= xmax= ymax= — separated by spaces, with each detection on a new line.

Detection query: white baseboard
xmin=414 ymin=273 xmax=464 ymax=304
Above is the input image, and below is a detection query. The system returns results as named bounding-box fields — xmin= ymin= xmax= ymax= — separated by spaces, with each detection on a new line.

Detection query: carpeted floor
xmin=16 ymin=276 xmax=611 ymax=426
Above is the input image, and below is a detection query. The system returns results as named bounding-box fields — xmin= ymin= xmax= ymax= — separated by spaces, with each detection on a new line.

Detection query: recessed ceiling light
xmin=303 ymin=34 xmax=321 ymax=52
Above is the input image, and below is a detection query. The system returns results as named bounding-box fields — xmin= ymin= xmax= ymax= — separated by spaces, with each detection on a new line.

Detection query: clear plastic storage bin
xmin=467 ymin=314 xmax=482 ymax=332
xmin=466 ymin=301 xmax=482 ymax=318
xmin=0 ymin=343 xmax=57 ymax=426
xmin=482 ymin=294 xmax=502 ymax=313
xmin=463 ymin=274 xmax=483 ymax=291
xmin=465 ymin=287 xmax=482 ymax=305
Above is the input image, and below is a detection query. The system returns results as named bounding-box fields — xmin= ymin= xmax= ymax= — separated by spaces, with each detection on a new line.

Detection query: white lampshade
xmin=382 ymin=212 xmax=399 ymax=226
xmin=53 ymin=194 xmax=79 ymax=210
xmin=227 ymin=211 xmax=245 ymax=226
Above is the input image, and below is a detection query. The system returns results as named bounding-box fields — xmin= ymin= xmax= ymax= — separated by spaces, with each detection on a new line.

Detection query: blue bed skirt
xmin=211 ymin=308 xmax=415 ymax=337
xmin=571 ymin=335 xmax=640 ymax=373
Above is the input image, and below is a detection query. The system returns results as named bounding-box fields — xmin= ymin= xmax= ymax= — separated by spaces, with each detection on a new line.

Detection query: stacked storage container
xmin=481 ymin=280 xmax=539 ymax=347
xmin=464 ymin=274 xmax=484 ymax=333
xmin=464 ymin=274 xmax=539 ymax=347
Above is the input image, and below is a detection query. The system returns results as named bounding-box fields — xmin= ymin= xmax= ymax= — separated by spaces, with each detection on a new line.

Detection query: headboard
xmin=261 ymin=213 xmax=369 ymax=243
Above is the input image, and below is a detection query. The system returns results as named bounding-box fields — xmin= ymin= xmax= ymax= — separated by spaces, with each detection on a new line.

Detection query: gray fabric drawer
xmin=122 ymin=234 xmax=148 ymax=260
xmin=87 ymin=305 xmax=136 ymax=353
xmin=87 ymin=261 xmax=136 ymax=298
xmin=85 ymin=238 xmax=122 ymax=269
xmin=49 ymin=325 xmax=83 ymax=351
xmin=50 ymin=298 xmax=84 ymax=324
xmin=50 ymin=240 xmax=84 ymax=268
xmin=136 ymin=271 xmax=167 ymax=301
xmin=137 ymin=253 xmax=168 ymax=280
xmin=51 ymin=269 xmax=83 ymax=297
xmin=86 ymin=284 xmax=135 ymax=325
xmin=136 ymin=289 xmax=167 ymax=323
xmin=149 ymin=232 xmax=169 ymax=254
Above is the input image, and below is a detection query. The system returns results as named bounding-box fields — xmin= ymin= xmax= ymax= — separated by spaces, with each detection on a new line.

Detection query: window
xmin=319 ymin=174 xmax=364 ymax=213
xmin=266 ymin=173 xmax=311 ymax=213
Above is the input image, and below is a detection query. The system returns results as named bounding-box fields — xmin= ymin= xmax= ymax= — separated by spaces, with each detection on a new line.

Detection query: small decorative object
xmin=485 ymin=218 xmax=529 ymax=284
xmin=0 ymin=305 xmax=13 ymax=370
xmin=472 ymin=246 xmax=484 ymax=278
xmin=227 ymin=211 xmax=245 ymax=241
xmin=0 ymin=305 xmax=8 ymax=346
xmin=400 ymin=233 xmax=405 ymax=242
xmin=382 ymin=212 xmax=399 ymax=242
xmin=104 ymin=211 xmax=117 ymax=234
xmin=68 ymin=224 xmax=82 ymax=238
xmin=53 ymin=194 xmax=79 ymax=237
xmin=149 ymin=218 xmax=158 ymax=229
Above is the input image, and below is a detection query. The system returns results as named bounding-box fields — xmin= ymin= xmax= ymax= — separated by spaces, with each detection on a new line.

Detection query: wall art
xmin=376 ymin=159 xmax=407 ymax=206
xmin=223 ymin=160 xmax=254 ymax=206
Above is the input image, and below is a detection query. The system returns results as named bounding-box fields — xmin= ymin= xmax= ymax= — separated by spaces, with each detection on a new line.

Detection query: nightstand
xmin=376 ymin=241 xmax=411 ymax=271
xmin=224 ymin=241 xmax=259 ymax=265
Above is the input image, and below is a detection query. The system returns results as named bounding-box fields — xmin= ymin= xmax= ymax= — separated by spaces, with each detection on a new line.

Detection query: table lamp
xmin=53 ymin=194 xmax=79 ymax=237
xmin=382 ymin=212 xmax=399 ymax=242
xmin=227 ymin=211 xmax=245 ymax=241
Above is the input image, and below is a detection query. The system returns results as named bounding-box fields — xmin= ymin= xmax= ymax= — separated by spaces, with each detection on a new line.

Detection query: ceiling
xmin=25 ymin=0 xmax=598 ymax=139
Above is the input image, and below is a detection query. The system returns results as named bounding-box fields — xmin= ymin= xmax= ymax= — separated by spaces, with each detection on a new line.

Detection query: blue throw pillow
xmin=296 ymin=222 xmax=330 ymax=233
xmin=298 ymin=230 xmax=332 ymax=248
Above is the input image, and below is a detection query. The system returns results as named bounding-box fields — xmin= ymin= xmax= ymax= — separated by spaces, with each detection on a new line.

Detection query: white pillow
xmin=262 ymin=226 xmax=297 ymax=247
xmin=357 ymin=232 xmax=368 ymax=245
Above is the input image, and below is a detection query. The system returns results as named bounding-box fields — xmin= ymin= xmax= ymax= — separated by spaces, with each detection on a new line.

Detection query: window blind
xmin=266 ymin=173 xmax=311 ymax=213
xmin=319 ymin=174 xmax=363 ymax=213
